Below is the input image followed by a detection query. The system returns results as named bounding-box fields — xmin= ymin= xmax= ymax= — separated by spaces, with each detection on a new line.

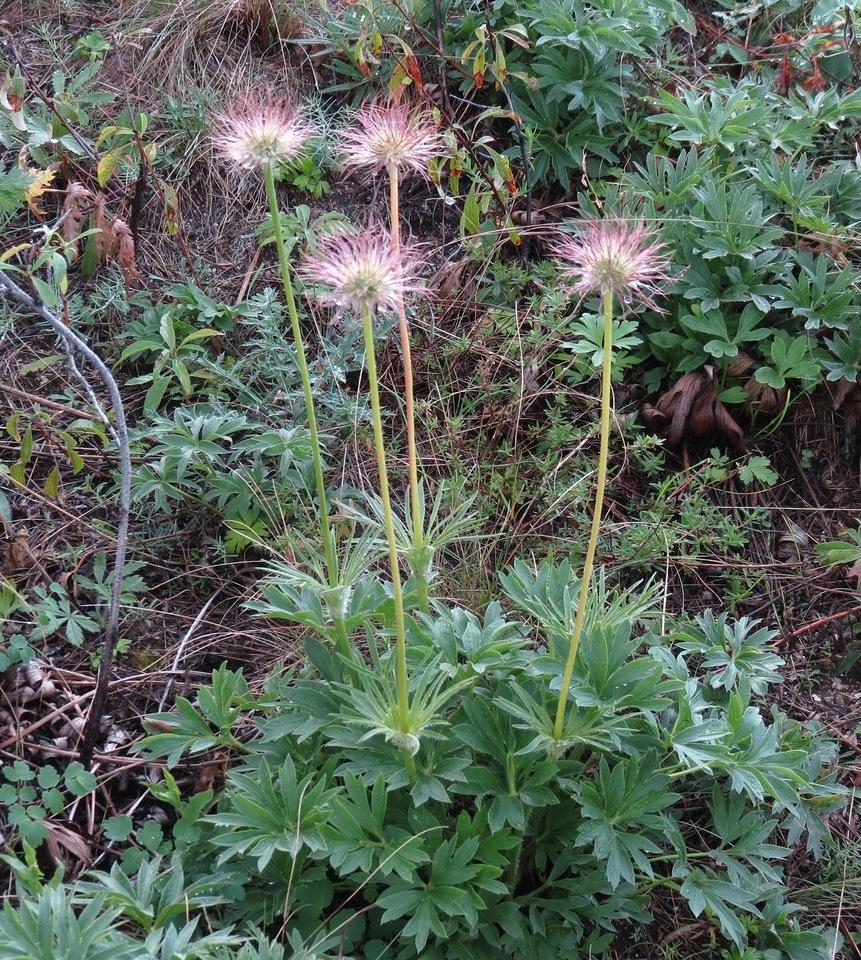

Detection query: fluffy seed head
xmin=339 ymin=100 xmax=443 ymax=177
xmin=212 ymin=99 xmax=314 ymax=171
xmin=552 ymin=219 xmax=671 ymax=307
xmin=301 ymin=227 xmax=423 ymax=315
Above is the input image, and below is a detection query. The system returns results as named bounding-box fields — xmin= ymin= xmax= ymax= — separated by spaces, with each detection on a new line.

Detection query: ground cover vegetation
xmin=0 ymin=0 xmax=860 ymax=957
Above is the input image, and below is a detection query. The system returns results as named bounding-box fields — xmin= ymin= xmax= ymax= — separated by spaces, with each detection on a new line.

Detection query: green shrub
xmin=92 ymin=568 xmax=841 ymax=960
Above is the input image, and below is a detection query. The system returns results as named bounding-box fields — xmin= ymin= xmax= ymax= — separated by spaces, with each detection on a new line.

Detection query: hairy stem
xmin=264 ymin=165 xmax=351 ymax=662
xmin=553 ymin=290 xmax=614 ymax=741
xmin=507 ymin=806 xmax=534 ymax=892
xmin=388 ymin=164 xmax=428 ymax=612
xmin=360 ymin=304 xmax=413 ymax=773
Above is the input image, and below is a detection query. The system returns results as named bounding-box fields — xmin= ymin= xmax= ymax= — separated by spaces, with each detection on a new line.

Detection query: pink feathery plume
xmin=300 ymin=227 xmax=425 ymax=315
xmin=212 ymin=98 xmax=315 ymax=172
xmin=338 ymin=100 xmax=443 ymax=177
xmin=552 ymin=219 xmax=672 ymax=308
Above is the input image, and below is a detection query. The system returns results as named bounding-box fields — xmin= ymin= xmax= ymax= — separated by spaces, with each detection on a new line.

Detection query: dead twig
xmin=776 ymin=604 xmax=861 ymax=646
xmin=0 ymin=382 xmax=99 ymax=420
xmin=0 ymin=272 xmax=131 ymax=769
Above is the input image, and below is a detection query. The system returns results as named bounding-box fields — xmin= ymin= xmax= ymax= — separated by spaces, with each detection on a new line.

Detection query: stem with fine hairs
xmin=553 ymin=289 xmax=614 ymax=741
xmin=387 ymin=163 xmax=428 ymax=612
xmin=264 ymin=164 xmax=352 ymax=663
xmin=360 ymin=302 xmax=416 ymax=784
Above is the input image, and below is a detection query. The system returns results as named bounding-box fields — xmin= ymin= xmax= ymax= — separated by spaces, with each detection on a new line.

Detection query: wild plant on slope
xmin=301 ymin=226 xmax=430 ymax=784
xmin=550 ymin=220 xmax=671 ymax=741
xmin=212 ymin=98 xmax=354 ymax=663
xmin=338 ymin=99 xmax=445 ymax=612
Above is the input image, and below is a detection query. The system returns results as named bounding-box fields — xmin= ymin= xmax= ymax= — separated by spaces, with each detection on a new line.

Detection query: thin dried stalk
xmin=0 ymin=272 xmax=131 ymax=768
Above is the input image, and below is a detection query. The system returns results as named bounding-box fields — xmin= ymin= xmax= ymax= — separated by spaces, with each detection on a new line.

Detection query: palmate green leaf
xmin=677 ymin=610 xmax=784 ymax=695
xmin=257 ymin=676 xmax=339 ymax=742
xmin=142 ymin=917 xmax=238 ymax=960
xmin=323 ymin=773 xmax=428 ymax=880
xmin=574 ymin=754 xmax=680 ymax=888
xmin=561 ymin=313 xmax=642 ymax=368
xmin=773 ymin=251 xmax=860 ymax=332
xmin=500 ymin=559 xmax=659 ymax=660
xmin=738 ymin=455 xmax=779 ymax=487
xmin=680 ymin=869 xmax=765 ymax=947
xmin=78 ymin=855 xmax=226 ymax=933
xmin=415 ymin=601 xmax=531 ymax=681
xmin=496 ymin=680 xmax=635 ymax=759
xmin=569 ymin=622 xmax=679 ymax=711
xmin=755 ymin=331 xmax=820 ymax=390
xmin=499 ymin=558 xmax=576 ymax=649
xmin=623 ymin=148 xmax=713 ymax=213
xmin=451 ymin=698 xmax=558 ymax=830
xmin=0 ymin=887 xmax=137 ymax=960
xmin=206 ymin=755 xmax=338 ymax=870
xmin=377 ymin=822 xmax=507 ymax=952
xmin=667 ymin=709 xmax=727 ymax=771
xmin=31 ymin=583 xmax=100 ymax=646
xmin=648 ymin=81 xmax=772 ymax=152
xmin=714 ymin=690 xmax=830 ymax=810
xmin=707 ymin=786 xmax=788 ymax=885
xmin=252 ymin=530 xmax=388 ymax=641
xmin=139 ymin=664 xmax=252 ymax=765
xmin=326 ymin=723 xmax=470 ymax=804
xmin=64 ymin=761 xmax=97 ymax=797
xmin=0 ymin=164 xmax=36 ymax=214
xmin=825 ymin=317 xmax=861 ymax=383
xmin=0 ymin=165 xmax=35 ymax=216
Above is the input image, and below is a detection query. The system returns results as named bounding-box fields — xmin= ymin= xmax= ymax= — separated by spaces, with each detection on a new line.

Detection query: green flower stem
xmin=507 ymin=807 xmax=534 ymax=892
xmin=264 ymin=164 xmax=352 ymax=662
xmin=553 ymin=289 xmax=614 ymax=741
xmin=388 ymin=163 xmax=428 ymax=613
xmin=360 ymin=302 xmax=415 ymax=782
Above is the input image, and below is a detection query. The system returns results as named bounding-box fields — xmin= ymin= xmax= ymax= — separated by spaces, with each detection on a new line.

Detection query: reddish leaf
xmin=404 ymin=54 xmax=424 ymax=93
xmin=802 ymin=55 xmax=827 ymax=92
xmin=776 ymin=54 xmax=793 ymax=95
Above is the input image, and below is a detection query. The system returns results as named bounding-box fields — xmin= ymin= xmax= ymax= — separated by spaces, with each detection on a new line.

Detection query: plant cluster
xmin=0 ymin=3 xmax=858 ymax=960
xmin=0 ymin=594 xmax=843 ymax=959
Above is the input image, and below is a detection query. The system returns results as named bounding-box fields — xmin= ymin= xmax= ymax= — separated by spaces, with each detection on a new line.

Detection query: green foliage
xmin=676 ymin=610 xmax=784 ymax=694
xmin=0 ymin=760 xmax=96 ymax=847
xmin=824 ymin=318 xmax=861 ymax=383
xmin=129 ymin=403 xmax=313 ymax=552
xmin=0 ymin=631 xmax=33 ymax=672
xmin=439 ymin=0 xmax=692 ymax=188
xmin=0 ymin=164 xmax=33 ymax=217
xmin=140 ymin=665 xmax=252 ymax=766
xmin=277 ymin=156 xmax=331 ymax=199
xmin=0 ymin=4 xmax=857 ymax=960
xmin=30 ymin=582 xmax=100 ymax=647
xmin=103 ymin=564 xmax=840 ymax=959
xmin=817 ymin=526 xmax=861 ymax=588
xmin=119 ymin=308 xmax=224 ymax=412
xmin=739 ymin=455 xmax=779 ymax=487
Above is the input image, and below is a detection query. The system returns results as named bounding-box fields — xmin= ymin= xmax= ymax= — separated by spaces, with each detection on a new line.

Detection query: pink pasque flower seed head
xmin=338 ymin=100 xmax=443 ymax=177
xmin=552 ymin=219 xmax=671 ymax=307
xmin=300 ymin=227 xmax=424 ymax=315
xmin=212 ymin=100 xmax=314 ymax=172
